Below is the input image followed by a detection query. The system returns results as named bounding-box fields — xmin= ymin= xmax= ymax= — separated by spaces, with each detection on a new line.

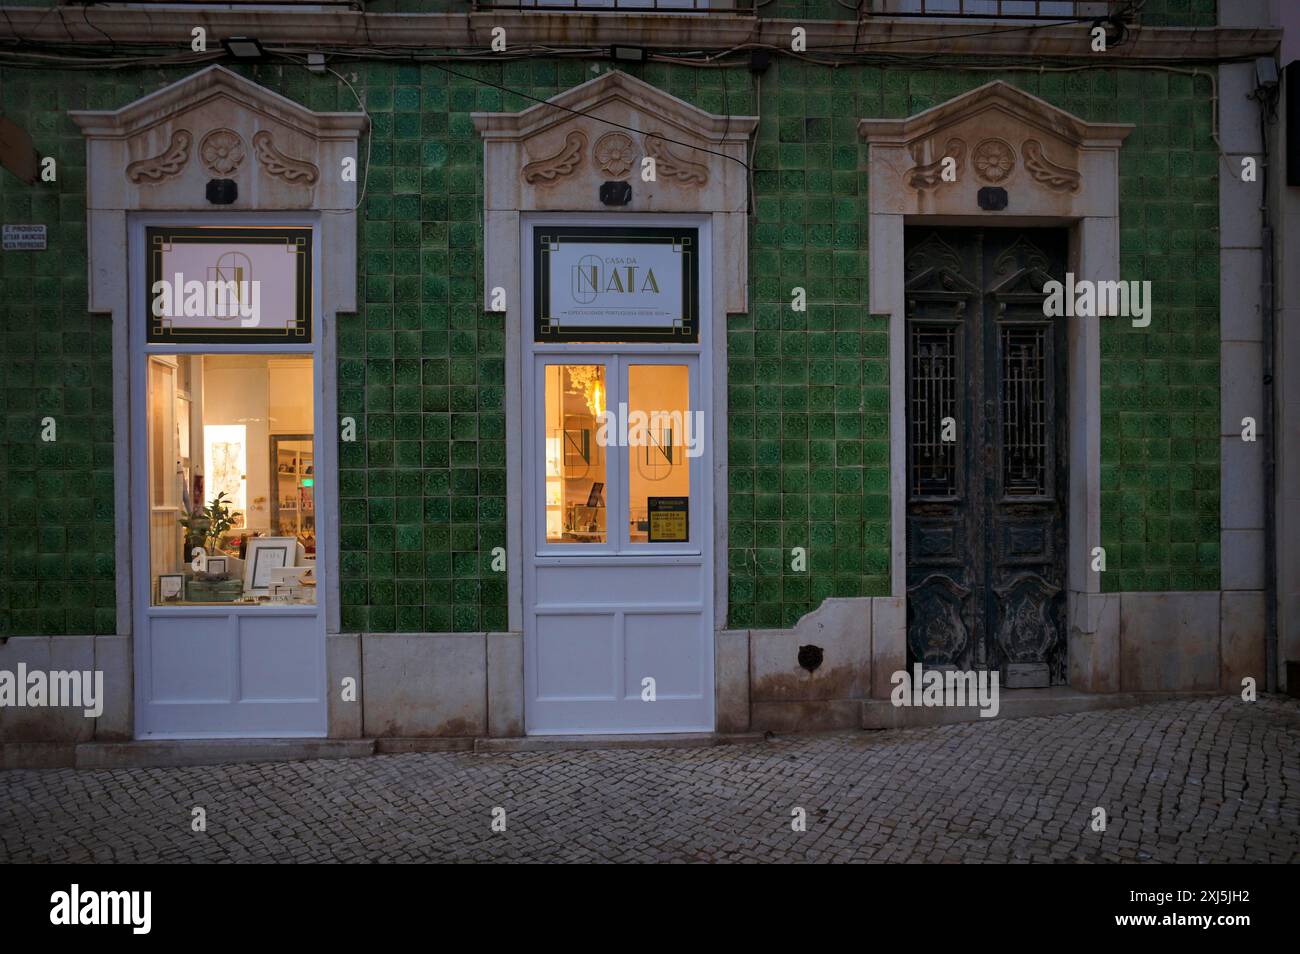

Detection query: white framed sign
xmin=243 ymin=536 xmax=297 ymax=593
xmin=533 ymin=226 xmax=698 ymax=342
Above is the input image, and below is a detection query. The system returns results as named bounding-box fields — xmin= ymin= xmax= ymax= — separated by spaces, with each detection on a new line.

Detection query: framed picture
xmin=205 ymin=556 xmax=228 ymax=576
xmin=243 ymin=536 xmax=297 ymax=593
xmin=158 ymin=573 xmax=184 ymax=603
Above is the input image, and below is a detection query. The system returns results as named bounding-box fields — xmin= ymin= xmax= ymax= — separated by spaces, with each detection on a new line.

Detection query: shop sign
xmin=146 ymin=226 xmax=312 ymax=343
xmin=534 ymin=226 xmax=698 ymax=342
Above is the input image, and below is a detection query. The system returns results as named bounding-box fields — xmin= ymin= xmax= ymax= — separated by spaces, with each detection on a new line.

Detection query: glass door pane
xmin=626 ymin=363 xmax=693 ymax=545
xmin=148 ymin=353 xmax=316 ymax=605
xmin=542 ymin=363 xmax=609 ymax=544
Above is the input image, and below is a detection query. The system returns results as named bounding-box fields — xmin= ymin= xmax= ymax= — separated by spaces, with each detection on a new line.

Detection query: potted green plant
xmin=178 ymin=493 xmax=244 ymax=601
xmin=179 ymin=492 xmax=241 ymax=555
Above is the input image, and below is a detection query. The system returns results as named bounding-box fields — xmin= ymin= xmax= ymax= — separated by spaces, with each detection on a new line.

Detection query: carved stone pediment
xmin=474 ymin=69 xmax=757 ymax=315
xmin=473 ymin=69 xmax=756 ymax=214
xmin=71 ymin=65 xmax=366 ymax=212
xmin=860 ymin=81 xmax=1132 ymax=219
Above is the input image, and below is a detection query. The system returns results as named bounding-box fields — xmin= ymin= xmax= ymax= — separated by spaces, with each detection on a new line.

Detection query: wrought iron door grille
xmin=909 ymin=324 xmax=959 ymax=497
xmin=1000 ymin=325 xmax=1048 ymax=496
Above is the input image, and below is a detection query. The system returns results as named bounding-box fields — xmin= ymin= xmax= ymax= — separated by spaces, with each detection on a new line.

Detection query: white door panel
xmin=534 ymin=560 xmax=703 ymax=603
xmin=535 ymin=613 xmax=620 ymax=701
xmin=623 ymin=611 xmax=706 ymax=699
xmin=238 ymin=615 xmax=324 ymax=702
xmin=147 ymin=615 xmax=233 ymax=703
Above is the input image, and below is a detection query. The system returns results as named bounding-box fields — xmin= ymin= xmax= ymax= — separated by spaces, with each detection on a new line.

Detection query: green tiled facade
xmin=0 ymin=49 xmax=1220 ymax=637
xmin=0 ymin=77 xmax=115 ymax=638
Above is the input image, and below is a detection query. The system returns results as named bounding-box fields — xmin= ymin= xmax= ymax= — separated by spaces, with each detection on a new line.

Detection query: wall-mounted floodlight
xmin=610 ymin=45 xmax=646 ymax=65
xmin=221 ymin=37 xmax=266 ymax=61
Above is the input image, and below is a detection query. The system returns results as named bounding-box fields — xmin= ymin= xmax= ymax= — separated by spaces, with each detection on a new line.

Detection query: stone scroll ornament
xmin=252 ymin=130 xmax=320 ymax=185
xmin=905 ymin=137 xmax=965 ymax=190
xmin=1021 ymin=138 xmax=1080 ymax=193
xmin=125 ymin=130 xmax=192 ymax=184
xmin=522 ymin=130 xmax=587 ymax=185
xmin=644 ymin=132 xmax=708 ymax=185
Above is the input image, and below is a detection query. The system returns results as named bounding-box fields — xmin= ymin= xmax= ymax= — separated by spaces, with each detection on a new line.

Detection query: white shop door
xmin=523 ymin=353 xmax=714 ymax=734
xmin=129 ymin=217 xmax=327 ymax=739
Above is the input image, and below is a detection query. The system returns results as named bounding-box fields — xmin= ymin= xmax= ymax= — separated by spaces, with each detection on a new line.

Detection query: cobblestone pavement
xmin=2 ymin=696 xmax=1298 ymax=863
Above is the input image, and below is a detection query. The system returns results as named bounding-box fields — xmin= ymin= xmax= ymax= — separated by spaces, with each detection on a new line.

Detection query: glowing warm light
xmin=545 ymin=435 xmax=562 ymax=478
xmin=590 ymin=382 xmax=605 ymax=416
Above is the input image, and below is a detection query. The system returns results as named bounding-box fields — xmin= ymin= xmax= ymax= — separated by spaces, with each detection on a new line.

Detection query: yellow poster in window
xmin=647 ymin=496 xmax=689 ymax=543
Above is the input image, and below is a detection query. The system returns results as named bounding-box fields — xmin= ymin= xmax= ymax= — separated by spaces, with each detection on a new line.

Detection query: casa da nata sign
xmin=534 ymin=226 xmax=698 ymax=343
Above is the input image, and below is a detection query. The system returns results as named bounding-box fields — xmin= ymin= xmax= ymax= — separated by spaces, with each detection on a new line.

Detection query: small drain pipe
xmin=1262 ymin=218 xmax=1278 ymax=695
xmin=1253 ymin=70 xmax=1280 ymax=694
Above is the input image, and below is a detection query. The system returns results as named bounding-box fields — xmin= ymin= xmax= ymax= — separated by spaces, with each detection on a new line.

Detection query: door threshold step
xmin=374 ymin=737 xmax=476 ymax=754
xmin=474 ymin=732 xmax=765 ymax=753
xmin=72 ymin=738 xmax=376 ymax=770
xmin=861 ymin=688 xmax=1226 ymax=730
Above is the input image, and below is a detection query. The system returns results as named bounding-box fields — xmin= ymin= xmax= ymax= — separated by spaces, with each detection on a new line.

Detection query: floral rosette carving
xmin=200 ymin=129 xmax=245 ymax=175
xmin=973 ymin=138 xmax=1015 ymax=183
xmin=594 ymin=132 xmax=636 ymax=179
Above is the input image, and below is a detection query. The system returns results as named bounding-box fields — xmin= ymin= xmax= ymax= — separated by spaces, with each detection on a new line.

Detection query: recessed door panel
xmin=239 ymin=614 xmax=322 ymax=703
xmin=535 ymin=562 xmax=702 ymax=604
xmin=623 ymin=612 xmax=705 ymax=700
xmin=535 ymin=613 xmax=619 ymax=701
xmin=148 ymin=615 xmax=233 ymax=703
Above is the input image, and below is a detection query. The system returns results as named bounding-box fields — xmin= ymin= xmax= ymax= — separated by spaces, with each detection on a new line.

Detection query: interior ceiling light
xmin=221 ymin=37 xmax=266 ymax=61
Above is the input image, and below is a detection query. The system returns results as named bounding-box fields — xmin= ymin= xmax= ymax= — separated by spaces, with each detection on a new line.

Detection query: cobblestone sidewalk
xmin=2 ymin=696 xmax=1298 ymax=863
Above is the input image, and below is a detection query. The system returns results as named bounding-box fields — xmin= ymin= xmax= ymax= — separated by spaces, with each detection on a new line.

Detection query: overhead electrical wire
xmin=0 ymin=4 xmax=1255 ymax=177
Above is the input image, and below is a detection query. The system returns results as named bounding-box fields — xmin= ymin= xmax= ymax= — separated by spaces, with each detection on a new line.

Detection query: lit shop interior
xmin=147 ymin=354 xmax=316 ymax=604
xmin=543 ymin=363 xmax=691 ymax=545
